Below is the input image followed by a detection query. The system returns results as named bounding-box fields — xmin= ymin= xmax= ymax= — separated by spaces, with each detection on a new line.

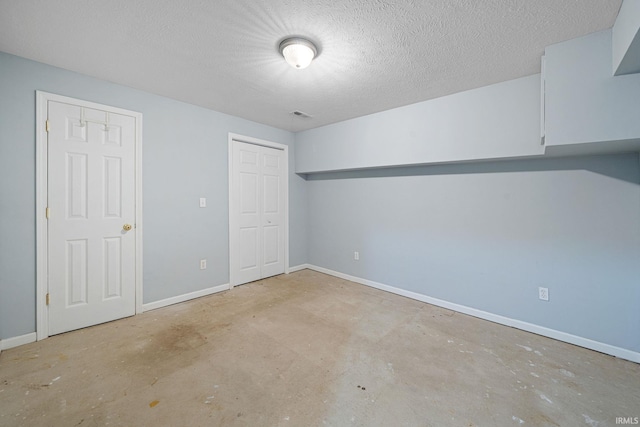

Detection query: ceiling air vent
xmin=291 ymin=110 xmax=312 ymax=118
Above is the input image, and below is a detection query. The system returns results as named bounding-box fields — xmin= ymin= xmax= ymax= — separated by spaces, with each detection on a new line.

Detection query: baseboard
xmin=305 ymin=265 xmax=640 ymax=364
xmin=0 ymin=332 xmax=37 ymax=351
xmin=288 ymin=263 xmax=311 ymax=273
xmin=142 ymin=283 xmax=230 ymax=312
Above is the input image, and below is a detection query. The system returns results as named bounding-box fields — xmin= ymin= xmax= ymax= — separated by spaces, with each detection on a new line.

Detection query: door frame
xmin=228 ymin=133 xmax=289 ymax=288
xmin=35 ymin=91 xmax=144 ymax=340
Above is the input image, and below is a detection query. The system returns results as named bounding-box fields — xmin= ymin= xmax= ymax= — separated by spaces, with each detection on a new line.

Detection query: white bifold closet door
xmin=231 ymin=140 xmax=286 ymax=286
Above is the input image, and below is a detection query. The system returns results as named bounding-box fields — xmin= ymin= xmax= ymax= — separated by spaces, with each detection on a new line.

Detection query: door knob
xmin=123 ymin=224 xmax=132 ymax=231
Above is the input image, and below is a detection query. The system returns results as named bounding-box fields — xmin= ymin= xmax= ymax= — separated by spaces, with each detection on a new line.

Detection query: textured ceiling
xmin=0 ymin=0 xmax=623 ymax=132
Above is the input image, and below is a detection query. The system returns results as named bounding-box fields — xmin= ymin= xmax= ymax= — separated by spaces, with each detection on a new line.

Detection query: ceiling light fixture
xmin=279 ymin=37 xmax=317 ymax=70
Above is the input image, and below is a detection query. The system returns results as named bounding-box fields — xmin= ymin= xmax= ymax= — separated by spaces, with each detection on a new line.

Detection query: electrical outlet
xmin=200 ymin=259 xmax=207 ymax=270
xmin=199 ymin=198 xmax=207 ymax=208
xmin=538 ymin=287 xmax=549 ymax=301
xmin=354 ymin=251 xmax=359 ymax=261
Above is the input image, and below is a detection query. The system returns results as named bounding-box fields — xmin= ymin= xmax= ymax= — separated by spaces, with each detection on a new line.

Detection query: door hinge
xmin=46 ymin=207 xmax=50 ymax=219
xmin=45 ymin=120 xmax=50 ymax=133
xmin=46 ymin=293 xmax=50 ymax=306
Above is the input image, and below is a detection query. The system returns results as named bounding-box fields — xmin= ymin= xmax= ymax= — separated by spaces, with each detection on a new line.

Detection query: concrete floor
xmin=1 ymin=270 xmax=638 ymax=426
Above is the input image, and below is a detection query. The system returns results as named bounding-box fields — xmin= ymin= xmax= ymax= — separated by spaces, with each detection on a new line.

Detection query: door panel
xmin=240 ymin=173 xmax=258 ymax=213
xmin=263 ymin=226 xmax=279 ymax=265
xmin=48 ymin=101 xmax=136 ymax=335
xmin=263 ymin=175 xmax=279 ymax=213
xmin=260 ymin=145 xmax=285 ymax=279
xmin=66 ymin=153 xmax=89 ymax=219
xmin=231 ymin=140 xmax=285 ymax=285
xmin=104 ymin=237 xmax=122 ymax=299
xmin=233 ymin=142 xmax=262 ymax=284
xmin=66 ymin=239 xmax=88 ymax=306
xmin=239 ymin=227 xmax=258 ymax=270
xmin=104 ymin=156 xmax=122 ymax=218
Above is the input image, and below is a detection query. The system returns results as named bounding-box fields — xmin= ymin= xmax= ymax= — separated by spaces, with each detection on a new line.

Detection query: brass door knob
xmin=123 ymin=224 xmax=132 ymax=231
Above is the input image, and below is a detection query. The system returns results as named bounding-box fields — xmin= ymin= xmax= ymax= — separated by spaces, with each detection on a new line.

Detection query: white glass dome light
xmin=279 ymin=37 xmax=317 ymax=70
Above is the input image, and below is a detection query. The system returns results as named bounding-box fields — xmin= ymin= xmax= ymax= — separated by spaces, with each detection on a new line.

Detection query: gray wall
xmin=296 ymin=75 xmax=544 ymax=173
xmin=295 ymin=28 xmax=640 ymax=355
xmin=545 ymin=30 xmax=640 ymax=147
xmin=0 ymin=52 xmax=307 ymax=340
xmin=305 ymin=154 xmax=640 ymax=352
xmin=613 ymin=0 xmax=640 ymax=75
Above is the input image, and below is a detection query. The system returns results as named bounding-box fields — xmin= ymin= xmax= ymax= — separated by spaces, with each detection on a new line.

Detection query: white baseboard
xmin=288 ymin=263 xmax=311 ymax=273
xmin=304 ymin=265 xmax=640 ymax=364
xmin=142 ymin=283 xmax=230 ymax=312
xmin=0 ymin=332 xmax=37 ymax=351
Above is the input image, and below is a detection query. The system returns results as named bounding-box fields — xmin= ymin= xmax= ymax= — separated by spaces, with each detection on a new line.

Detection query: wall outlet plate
xmin=538 ymin=287 xmax=549 ymax=301
xmin=200 ymin=259 xmax=207 ymax=270
xmin=354 ymin=251 xmax=359 ymax=260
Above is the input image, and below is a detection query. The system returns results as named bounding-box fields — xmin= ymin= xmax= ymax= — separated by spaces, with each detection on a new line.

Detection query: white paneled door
xmin=231 ymin=140 xmax=286 ymax=286
xmin=47 ymin=100 xmax=137 ymax=335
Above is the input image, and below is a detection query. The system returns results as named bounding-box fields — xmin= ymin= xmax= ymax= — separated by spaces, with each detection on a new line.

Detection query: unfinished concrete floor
xmin=1 ymin=270 xmax=639 ymax=426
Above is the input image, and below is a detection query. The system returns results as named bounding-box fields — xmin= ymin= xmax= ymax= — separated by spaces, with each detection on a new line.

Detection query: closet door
xmin=231 ymin=140 xmax=285 ymax=286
